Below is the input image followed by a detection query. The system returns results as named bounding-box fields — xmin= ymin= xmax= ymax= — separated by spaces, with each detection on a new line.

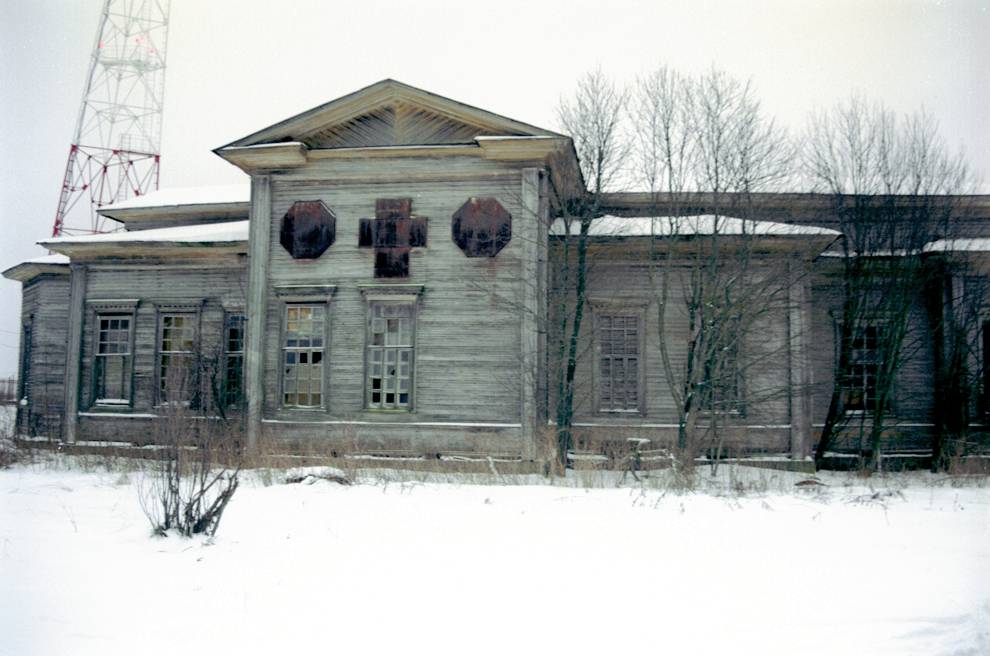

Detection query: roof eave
xmin=2 ymin=261 xmax=71 ymax=282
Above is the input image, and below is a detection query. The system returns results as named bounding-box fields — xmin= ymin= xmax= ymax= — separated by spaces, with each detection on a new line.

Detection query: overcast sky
xmin=0 ymin=0 xmax=987 ymax=375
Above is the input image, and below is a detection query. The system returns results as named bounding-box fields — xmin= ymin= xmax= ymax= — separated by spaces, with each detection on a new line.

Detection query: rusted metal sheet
xmin=374 ymin=248 xmax=409 ymax=278
xmin=452 ymin=197 xmax=511 ymax=257
xmin=358 ymin=198 xmax=428 ymax=278
xmin=279 ymin=200 xmax=336 ymax=259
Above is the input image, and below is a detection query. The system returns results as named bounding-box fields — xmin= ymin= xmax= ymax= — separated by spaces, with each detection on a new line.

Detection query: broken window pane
xmin=367 ymin=302 xmax=414 ymax=410
xmin=282 ymin=304 xmax=326 ymax=408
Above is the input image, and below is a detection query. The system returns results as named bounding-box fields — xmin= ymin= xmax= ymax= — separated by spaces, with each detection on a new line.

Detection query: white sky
xmin=0 ymin=0 xmax=987 ymax=375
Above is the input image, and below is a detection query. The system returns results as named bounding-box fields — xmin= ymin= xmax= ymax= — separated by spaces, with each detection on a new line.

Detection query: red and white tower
xmin=52 ymin=0 xmax=170 ymax=236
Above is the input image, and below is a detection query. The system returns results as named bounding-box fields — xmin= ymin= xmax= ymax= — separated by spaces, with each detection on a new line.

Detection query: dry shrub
xmin=137 ymin=374 xmax=243 ymax=537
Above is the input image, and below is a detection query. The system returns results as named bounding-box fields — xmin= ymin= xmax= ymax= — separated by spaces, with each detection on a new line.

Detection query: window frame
xmin=365 ymin=301 xmax=417 ymax=410
xmin=222 ymin=311 xmax=246 ymax=410
xmin=591 ymin=300 xmax=647 ymax=415
xmin=87 ymin=300 xmax=139 ymax=409
xmin=837 ymin=320 xmax=888 ymax=415
xmin=19 ymin=315 xmax=33 ymax=402
xmin=279 ymin=302 xmax=329 ymax=411
xmin=155 ymin=305 xmax=200 ymax=407
xmin=360 ymin=285 xmax=422 ymax=413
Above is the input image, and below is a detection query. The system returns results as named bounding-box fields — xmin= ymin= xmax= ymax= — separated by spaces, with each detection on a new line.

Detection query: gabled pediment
xmin=220 ymin=79 xmax=561 ymax=150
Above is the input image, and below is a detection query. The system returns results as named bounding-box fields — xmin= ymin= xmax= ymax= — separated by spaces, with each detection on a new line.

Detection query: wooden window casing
xmin=158 ymin=313 xmax=197 ymax=405
xmin=223 ymin=313 xmax=246 ymax=408
xmin=594 ymin=305 xmax=646 ymax=414
xmin=842 ymin=324 xmax=883 ymax=413
xmin=94 ymin=314 xmax=133 ymax=405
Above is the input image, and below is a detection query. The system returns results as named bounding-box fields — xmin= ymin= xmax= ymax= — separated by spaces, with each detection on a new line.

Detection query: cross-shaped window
xmin=358 ymin=199 xmax=428 ymax=278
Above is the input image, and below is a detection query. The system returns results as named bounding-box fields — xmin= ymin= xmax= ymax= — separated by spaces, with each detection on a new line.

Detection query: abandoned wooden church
xmin=6 ymin=80 xmax=990 ymax=468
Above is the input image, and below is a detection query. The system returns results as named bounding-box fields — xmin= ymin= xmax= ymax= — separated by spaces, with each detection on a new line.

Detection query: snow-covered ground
xmin=1 ymin=459 xmax=987 ymax=656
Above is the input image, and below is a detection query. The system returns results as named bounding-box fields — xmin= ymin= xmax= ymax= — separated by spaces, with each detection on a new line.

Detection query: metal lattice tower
xmin=52 ymin=0 xmax=170 ymax=236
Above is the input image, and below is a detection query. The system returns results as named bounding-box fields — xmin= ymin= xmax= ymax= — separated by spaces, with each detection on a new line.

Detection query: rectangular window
xmin=94 ymin=314 xmax=133 ymax=404
xmin=283 ymin=304 xmax=325 ymax=408
xmin=598 ymin=314 xmax=641 ymax=412
xmin=19 ymin=318 xmax=33 ymax=401
xmin=699 ymin=337 xmax=743 ymax=414
xmin=159 ymin=313 xmax=196 ymax=404
xmin=842 ymin=324 xmax=882 ymax=412
xmin=367 ymin=303 xmax=414 ymax=409
xmin=223 ymin=313 xmax=246 ymax=408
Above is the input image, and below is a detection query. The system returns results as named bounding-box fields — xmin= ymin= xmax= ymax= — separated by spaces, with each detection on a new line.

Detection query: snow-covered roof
xmin=99 ymin=184 xmax=250 ymax=212
xmin=551 ymin=215 xmax=841 ymax=237
xmin=2 ymin=253 xmax=70 ymax=282
xmin=22 ymin=254 xmax=70 ymax=265
xmin=923 ymin=239 xmax=990 ymax=253
xmin=42 ymin=220 xmax=248 ymax=247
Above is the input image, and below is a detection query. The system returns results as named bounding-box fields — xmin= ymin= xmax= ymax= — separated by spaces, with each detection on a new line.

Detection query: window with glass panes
xmin=367 ymin=303 xmax=414 ymax=409
xmin=223 ymin=313 xmax=245 ymax=407
xmin=282 ymin=305 xmax=325 ymax=408
xmin=598 ymin=314 xmax=640 ymax=412
xmin=95 ymin=314 xmax=133 ymax=403
xmin=843 ymin=324 xmax=882 ymax=412
xmin=158 ymin=313 xmax=196 ymax=403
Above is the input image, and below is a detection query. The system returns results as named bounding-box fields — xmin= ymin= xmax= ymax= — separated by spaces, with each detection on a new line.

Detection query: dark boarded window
xmin=223 ymin=313 xmax=246 ymax=408
xmin=158 ymin=313 xmax=196 ymax=404
xmin=452 ymin=197 xmax=512 ymax=257
xmin=598 ymin=315 xmax=640 ymax=412
xmin=283 ymin=305 xmax=325 ymax=408
xmin=367 ymin=303 xmax=414 ymax=409
xmin=94 ymin=314 xmax=133 ymax=404
xmin=279 ymin=200 xmax=336 ymax=259
xmin=843 ymin=324 xmax=882 ymax=412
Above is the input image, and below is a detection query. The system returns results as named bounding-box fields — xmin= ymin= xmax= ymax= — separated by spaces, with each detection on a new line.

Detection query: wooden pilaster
xmin=63 ymin=263 xmax=87 ymax=443
xmin=245 ymin=175 xmax=271 ymax=450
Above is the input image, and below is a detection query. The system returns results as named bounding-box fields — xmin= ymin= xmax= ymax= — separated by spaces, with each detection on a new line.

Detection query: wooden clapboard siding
xmin=78 ymin=263 xmax=247 ymax=421
xmin=18 ymin=275 xmax=70 ymax=437
xmin=807 ymin=267 xmax=937 ymax=452
xmin=260 ymin=153 xmax=531 ymax=436
xmin=548 ymin=246 xmax=795 ymax=452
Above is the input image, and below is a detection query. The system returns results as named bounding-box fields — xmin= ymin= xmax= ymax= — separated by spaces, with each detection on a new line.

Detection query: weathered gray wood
xmin=16 ymin=275 xmax=70 ymax=438
xmin=788 ymin=260 xmax=812 ymax=459
xmin=63 ymin=264 xmax=88 ymax=443
xmin=519 ymin=168 xmax=544 ymax=460
xmin=246 ymin=174 xmax=272 ymax=449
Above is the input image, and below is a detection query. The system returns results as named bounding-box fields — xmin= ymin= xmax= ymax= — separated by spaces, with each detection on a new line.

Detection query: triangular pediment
xmin=222 ymin=79 xmax=561 ymax=150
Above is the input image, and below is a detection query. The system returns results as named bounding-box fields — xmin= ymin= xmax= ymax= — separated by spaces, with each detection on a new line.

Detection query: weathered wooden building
xmin=6 ymin=80 xmax=990 ymax=467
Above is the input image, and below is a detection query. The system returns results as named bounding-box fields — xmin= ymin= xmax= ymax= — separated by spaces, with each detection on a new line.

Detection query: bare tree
xmin=630 ymin=67 xmax=797 ymax=472
xmin=551 ymin=69 xmax=628 ymax=469
xmin=806 ymin=97 xmax=973 ymax=470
